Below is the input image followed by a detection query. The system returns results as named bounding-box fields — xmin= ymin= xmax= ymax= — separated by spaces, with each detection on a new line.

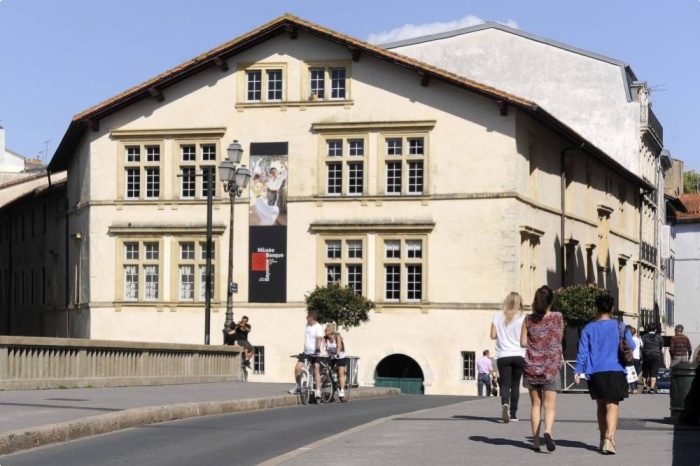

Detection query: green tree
xmin=304 ymin=284 xmax=374 ymax=331
xmin=553 ymin=283 xmax=608 ymax=332
xmin=683 ymin=170 xmax=700 ymax=194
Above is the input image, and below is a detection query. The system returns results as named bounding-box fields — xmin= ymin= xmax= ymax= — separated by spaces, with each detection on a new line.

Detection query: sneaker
xmin=315 ymin=390 xmax=322 ymax=399
xmin=288 ymin=386 xmax=300 ymax=394
xmin=510 ymin=416 xmax=519 ymax=422
xmin=642 ymin=388 xmax=648 ymax=394
xmin=501 ymin=404 xmax=510 ymax=423
xmin=338 ymin=389 xmax=346 ymax=399
xmin=243 ymin=359 xmax=251 ymax=368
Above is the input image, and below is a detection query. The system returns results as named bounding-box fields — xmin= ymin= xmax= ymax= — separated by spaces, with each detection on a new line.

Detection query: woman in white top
xmin=490 ymin=292 xmax=527 ymax=423
xmin=324 ymin=324 xmax=348 ymax=399
xmin=627 ymin=325 xmax=642 ymax=394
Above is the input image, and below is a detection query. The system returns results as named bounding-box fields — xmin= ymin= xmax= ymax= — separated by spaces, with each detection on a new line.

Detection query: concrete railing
xmin=0 ymin=336 xmax=244 ymax=390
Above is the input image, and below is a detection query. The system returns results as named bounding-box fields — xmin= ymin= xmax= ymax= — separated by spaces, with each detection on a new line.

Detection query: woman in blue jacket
xmin=573 ymin=294 xmax=635 ymax=455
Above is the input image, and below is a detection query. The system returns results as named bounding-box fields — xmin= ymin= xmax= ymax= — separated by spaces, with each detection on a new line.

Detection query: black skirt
xmin=588 ymin=371 xmax=629 ymax=401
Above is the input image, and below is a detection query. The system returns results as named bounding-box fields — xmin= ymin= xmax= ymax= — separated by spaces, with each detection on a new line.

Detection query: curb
xmin=0 ymin=388 xmax=400 ymax=456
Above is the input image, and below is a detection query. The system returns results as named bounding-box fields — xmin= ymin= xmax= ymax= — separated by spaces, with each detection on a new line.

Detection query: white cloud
xmin=367 ymin=15 xmax=519 ymax=45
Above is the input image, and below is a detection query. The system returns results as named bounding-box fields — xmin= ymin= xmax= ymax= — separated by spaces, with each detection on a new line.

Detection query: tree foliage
xmin=684 ymin=170 xmax=700 ymax=194
xmin=552 ymin=283 xmax=608 ymax=331
xmin=304 ymin=284 xmax=374 ymax=331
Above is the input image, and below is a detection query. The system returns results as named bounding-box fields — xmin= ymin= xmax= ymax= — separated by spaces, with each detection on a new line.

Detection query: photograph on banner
xmin=249 ymin=155 xmax=288 ymax=226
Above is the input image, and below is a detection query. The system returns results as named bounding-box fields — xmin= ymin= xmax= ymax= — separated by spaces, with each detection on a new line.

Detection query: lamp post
xmin=219 ymin=140 xmax=251 ymax=338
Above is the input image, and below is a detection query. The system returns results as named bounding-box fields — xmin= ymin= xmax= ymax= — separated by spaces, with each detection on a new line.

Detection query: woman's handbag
xmin=618 ymin=323 xmax=634 ymax=365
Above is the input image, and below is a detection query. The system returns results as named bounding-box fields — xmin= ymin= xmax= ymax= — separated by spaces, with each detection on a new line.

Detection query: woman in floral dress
xmin=520 ymin=285 xmax=564 ymax=452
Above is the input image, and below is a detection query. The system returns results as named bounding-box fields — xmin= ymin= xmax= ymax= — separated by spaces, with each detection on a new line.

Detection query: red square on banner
xmin=251 ymin=252 xmax=267 ymax=271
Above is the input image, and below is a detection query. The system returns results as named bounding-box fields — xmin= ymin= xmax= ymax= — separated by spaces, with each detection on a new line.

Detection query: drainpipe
xmin=560 ymin=143 xmax=585 ymax=288
xmin=7 ymin=214 xmax=13 ymax=333
xmin=638 ymin=190 xmax=645 ymax=327
xmin=65 ymin=195 xmax=70 ymax=338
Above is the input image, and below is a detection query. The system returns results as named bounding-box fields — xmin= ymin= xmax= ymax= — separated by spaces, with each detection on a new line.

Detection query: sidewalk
xmin=0 ymin=382 xmax=398 ymax=455
xmin=271 ymin=392 xmax=699 ymax=466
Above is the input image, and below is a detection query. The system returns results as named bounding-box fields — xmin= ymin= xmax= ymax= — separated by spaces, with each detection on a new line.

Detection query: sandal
xmin=602 ymin=437 xmax=616 ymax=455
xmin=543 ymin=433 xmax=556 ymax=452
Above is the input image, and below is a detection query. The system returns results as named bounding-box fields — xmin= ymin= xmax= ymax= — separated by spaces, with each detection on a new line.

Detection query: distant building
xmin=0 ymin=126 xmax=45 ymax=185
xmin=674 ymin=194 xmax=700 ymax=349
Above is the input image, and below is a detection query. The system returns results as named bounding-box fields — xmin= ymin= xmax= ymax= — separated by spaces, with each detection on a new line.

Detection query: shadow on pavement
xmin=469 ymin=435 xmax=599 ymax=453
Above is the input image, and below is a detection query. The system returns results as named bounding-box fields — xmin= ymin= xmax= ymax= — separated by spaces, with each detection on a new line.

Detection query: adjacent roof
xmin=47 ymin=14 xmax=652 ymax=190
xmin=381 ymin=21 xmax=638 ymax=102
xmin=678 ymin=194 xmax=700 ymax=222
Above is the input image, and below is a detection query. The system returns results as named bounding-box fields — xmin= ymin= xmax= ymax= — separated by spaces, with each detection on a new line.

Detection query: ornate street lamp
xmin=219 ymin=140 xmax=251 ymax=338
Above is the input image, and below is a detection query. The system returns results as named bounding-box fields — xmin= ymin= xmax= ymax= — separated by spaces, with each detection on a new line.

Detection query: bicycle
xmin=290 ymin=354 xmax=317 ymax=405
xmin=319 ymin=357 xmax=353 ymax=403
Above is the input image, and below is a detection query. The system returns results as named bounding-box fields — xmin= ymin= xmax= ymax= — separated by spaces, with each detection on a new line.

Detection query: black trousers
xmin=497 ymin=356 xmax=525 ymax=416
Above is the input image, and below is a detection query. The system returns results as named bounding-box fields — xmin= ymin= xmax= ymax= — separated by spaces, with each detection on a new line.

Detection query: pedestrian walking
xmin=490 ymin=292 xmax=526 ymax=423
xmin=669 ymin=324 xmax=693 ymax=366
xmin=476 ymin=350 xmax=494 ymax=397
xmin=520 ymin=285 xmax=563 ymax=452
xmin=640 ymin=323 xmax=663 ymax=394
xmin=574 ymin=294 xmax=635 ymax=455
xmin=627 ymin=325 xmax=642 ymax=394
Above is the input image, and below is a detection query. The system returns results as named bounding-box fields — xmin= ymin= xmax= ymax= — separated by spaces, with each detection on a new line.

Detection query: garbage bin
xmin=670 ymin=361 xmax=699 ymax=425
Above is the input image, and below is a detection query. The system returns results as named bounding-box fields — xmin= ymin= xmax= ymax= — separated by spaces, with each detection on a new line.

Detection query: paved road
xmin=1 ymin=396 xmax=470 ymax=466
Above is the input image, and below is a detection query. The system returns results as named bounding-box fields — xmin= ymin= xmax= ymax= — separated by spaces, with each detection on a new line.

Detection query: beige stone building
xmin=2 ymin=15 xmax=651 ymax=394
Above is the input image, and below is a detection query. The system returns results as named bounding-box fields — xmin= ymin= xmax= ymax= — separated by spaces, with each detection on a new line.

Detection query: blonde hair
xmin=502 ymin=292 xmax=524 ymax=326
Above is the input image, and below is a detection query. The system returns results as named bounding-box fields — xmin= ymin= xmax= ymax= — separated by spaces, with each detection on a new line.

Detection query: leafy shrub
xmin=553 ymin=283 xmax=608 ymax=331
xmin=304 ymin=284 xmax=374 ymax=331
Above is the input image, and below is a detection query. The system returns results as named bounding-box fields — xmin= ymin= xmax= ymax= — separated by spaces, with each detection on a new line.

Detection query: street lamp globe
xmin=218 ymin=160 xmax=235 ymax=184
xmin=235 ymin=165 xmax=252 ymax=190
xmin=226 ymin=140 xmax=244 ymax=164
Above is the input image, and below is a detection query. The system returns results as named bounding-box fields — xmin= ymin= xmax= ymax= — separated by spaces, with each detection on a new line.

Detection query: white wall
xmin=674 ymin=223 xmax=700 ymax=349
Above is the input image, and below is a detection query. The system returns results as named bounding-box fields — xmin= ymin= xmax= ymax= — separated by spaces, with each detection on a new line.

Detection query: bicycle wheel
xmin=299 ymin=369 xmax=311 ymax=405
xmin=320 ymin=374 xmax=334 ymax=403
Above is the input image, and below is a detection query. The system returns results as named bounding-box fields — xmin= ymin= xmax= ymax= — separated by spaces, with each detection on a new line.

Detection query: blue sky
xmin=1 ymin=0 xmax=698 ymax=170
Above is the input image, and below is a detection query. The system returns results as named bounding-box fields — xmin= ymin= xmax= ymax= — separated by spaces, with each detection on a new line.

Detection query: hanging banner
xmin=248 ymin=142 xmax=288 ymax=303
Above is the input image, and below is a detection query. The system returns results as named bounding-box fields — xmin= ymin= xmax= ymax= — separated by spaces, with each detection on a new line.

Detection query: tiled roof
xmin=678 ymin=194 xmax=700 ymax=221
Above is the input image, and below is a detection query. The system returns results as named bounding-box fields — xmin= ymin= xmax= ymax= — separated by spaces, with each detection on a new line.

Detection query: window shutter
xmin=660 ymin=225 xmax=670 ymax=259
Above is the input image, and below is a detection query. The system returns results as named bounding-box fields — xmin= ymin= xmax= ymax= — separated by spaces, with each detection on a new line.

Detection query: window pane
xmin=145 ymin=243 xmax=159 ymax=260
xmin=408 ymin=138 xmax=424 ymax=155
xmin=125 ymin=242 xmax=139 ymax=260
xmin=145 ymin=265 xmax=158 ymax=300
xmin=267 ymin=69 xmax=283 ymax=101
xmin=386 ymin=138 xmax=402 ymax=156
xmin=201 ymin=144 xmax=216 ymax=161
xmin=348 ymin=162 xmax=363 ymax=195
xmin=462 ymin=351 xmax=476 ymax=380
xmin=126 ymin=146 xmax=140 ymax=163
xmin=348 ymin=139 xmax=364 ymax=157
xmin=247 ymin=70 xmax=261 ymax=101
xmin=201 ymin=166 xmax=216 ymax=197
xmin=310 ymin=68 xmax=325 ymax=99
xmin=181 ymin=243 xmax=195 ymax=260
xmin=347 ymin=240 xmax=362 ymax=259
xmin=326 ymin=264 xmax=341 ymax=285
xmin=385 ymin=240 xmax=400 ymax=259
xmin=181 ymin=145 xmax=196 ymax=161
xmin=326 ymin=241 xmax=341 ymax=259
xmin=179 ymin=266 xmax=194 ymax=300
xmin=145 ymin=168 xmax=160 ymax=198
xmin=330 ymin=67 xmax=346 ymax=99
xmin=347 ymin=265 xmax=362 ymax=294
xmin=408 ymin=161 xmax=423 ymax=194
xmin=327 ymin=140 xmax=343 ymax=157
xmin=146 ymin=146 xmax=160 ymax=162
xmin=126 ymin=168 xmax=140 ymax=199
xmin=327 ymin=163 xmax=342 ymax=195
xmin=200 ymin=242 xmax=215 ymax=260
xmin=124 ymin=265 xmax=138 ymax=301
xmin=181 ymin=167 xmax=196 ymax=198
xmin=407 ymin=240 xmax=422 ymax=258
xmin=386 ymin=162 xmax=401 ymax=194
xmin=385 ymin=265 xmax=400 ymax=300
xmin=199 ymin=265 xmax=214 ymax=301
xmin=407 ymin=265 xmax=422 ymax=301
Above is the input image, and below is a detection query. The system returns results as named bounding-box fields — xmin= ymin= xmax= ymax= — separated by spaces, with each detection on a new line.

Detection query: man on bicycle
xmin=289 ymin=310 xmax=325 ymax=399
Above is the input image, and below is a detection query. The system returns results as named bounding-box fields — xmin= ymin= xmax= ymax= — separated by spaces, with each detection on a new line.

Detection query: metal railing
xmin=641 ymin=105 xmax=664 ymax=144
xmin=0 ymin=336 xmax=244 ymax=390
xmin=641 ymin=242 xmax=657 ymax=264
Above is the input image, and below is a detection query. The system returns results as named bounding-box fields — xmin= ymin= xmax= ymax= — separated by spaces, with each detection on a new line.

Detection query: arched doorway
xmin=374 ymin=354 xmax=424 ymax=394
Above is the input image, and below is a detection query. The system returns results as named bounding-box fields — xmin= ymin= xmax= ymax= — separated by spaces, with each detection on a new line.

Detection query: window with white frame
xmin=178 ymin=241 xmax=216 ymax=302
xmin=380 ymin=237 xmax=425 ymax=302
xmin=123 ymin=143 xmax=162 ymax=200
xmin=253 ymin=346 xmax=265 ymax=374
xmin=322 ymin=137 xmax=366 ymax=196
xmin=381 ymin=135 xmax=426 ymax=195
xmin=462 ymin=351 xmax=476 ymax=380
xmin=122 ymin=241 xmax=160 ymax=301
xmin=178 ymin=143 xmax=218 ymax=199
xmin=244 ymin=66 xmax=285 ymax=103
xmin=322 ymin=238 xmax=364 ymax=294
xmin=308 ymin=65 xmax=347 ymax=101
